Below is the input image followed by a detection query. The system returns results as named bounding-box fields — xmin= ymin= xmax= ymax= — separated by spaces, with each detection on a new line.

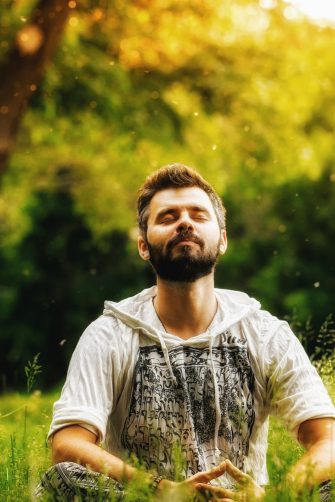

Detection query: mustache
xmin=166 ymin=232 xmax=204 ymax=252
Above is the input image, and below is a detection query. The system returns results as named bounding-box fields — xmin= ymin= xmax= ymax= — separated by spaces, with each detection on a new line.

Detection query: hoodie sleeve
xmin=48 ymin=316 xmax=121 ymax=444
xmin=262 ymin=317 xmax=335 ymax=436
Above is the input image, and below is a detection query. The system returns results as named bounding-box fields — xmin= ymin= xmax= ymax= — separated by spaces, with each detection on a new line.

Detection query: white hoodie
xmin=49 ymin=287 xmax=335 ymax=487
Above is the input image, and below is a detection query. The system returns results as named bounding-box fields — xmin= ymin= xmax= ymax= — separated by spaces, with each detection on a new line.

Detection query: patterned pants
xmin=34 ymin=462 xmax=333 ymax=501
xmin=318 ymin=481 xmax=334 ymax=502
xmin=34 ymin=462 xmax=125 ymax=501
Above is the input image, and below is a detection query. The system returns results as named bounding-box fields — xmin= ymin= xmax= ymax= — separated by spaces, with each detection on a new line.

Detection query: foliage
xmin=286 ymin=314 xmax=335 ymax=359
xmin=2 ymin=0 xmax=335 ymax=243
xmin=216 ymin=168 xmax=335 ymax=332
xmin=0 ymin=189 xmax=153 ymax=389
xmin=0 ymin=1 xmax=335 ymax=388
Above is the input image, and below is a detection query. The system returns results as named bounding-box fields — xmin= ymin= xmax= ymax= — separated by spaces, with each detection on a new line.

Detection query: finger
xmin=224 ymin=460 xmax=249 ymax=484
xmin=195 ymin=482 xmax=236 ymax=499
xmin=189 ymin=461 xmax=227 ymax=484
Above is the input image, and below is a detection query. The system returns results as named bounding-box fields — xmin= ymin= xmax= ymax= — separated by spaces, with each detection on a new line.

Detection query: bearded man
xmin=36 ymin=164 xmax=335 ymax=501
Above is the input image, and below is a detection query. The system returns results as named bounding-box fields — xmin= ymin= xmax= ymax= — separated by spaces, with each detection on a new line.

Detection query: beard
xmin=147 ymin=231 xmax=220 ymax=283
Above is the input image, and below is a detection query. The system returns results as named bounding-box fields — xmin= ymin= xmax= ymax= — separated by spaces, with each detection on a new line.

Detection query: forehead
xmin=148 ymin=187 xmax=215 ymax=219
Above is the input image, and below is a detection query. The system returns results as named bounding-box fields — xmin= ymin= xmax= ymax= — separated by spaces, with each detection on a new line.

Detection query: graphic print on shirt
xmin=121 ymin=331 xmax=255 ymax=480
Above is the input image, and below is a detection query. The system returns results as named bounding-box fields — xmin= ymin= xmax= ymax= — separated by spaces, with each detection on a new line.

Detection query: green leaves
xmin=1 ymin=0 xmax=334 ymax=389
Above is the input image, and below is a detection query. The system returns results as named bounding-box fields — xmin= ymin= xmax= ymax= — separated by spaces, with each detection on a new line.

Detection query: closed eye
xmin=155 ymin=207 xmax=211 ymax=224
xmin=159 ymin=215 xmax=176 ymax=224
xmin=192 ymin=213 xmax=209 ymax=221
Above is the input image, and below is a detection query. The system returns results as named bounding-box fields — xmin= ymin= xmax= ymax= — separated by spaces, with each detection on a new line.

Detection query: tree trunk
xmin=0 ymin=0 xmax=72 ymax=177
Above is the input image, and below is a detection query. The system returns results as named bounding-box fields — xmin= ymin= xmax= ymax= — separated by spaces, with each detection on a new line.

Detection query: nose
xmin=176 ymin=211 xmax=194 ymax=233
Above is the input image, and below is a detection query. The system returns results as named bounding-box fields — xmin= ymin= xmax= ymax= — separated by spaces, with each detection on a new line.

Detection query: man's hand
xmin=158 ymin=460 xmax=265 ymax=501
xmin=194 ymin=460 xmax=264 ymax=501
xmin=157 ymin=461 xmax=227 ymax=500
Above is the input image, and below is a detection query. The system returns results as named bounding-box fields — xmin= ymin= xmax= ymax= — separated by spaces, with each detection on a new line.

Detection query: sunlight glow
xmin=287 ymin=0 xmax=335 ymax=25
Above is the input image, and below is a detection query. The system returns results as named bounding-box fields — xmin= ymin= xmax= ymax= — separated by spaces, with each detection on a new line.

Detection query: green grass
xmin=0 ymin=391 xmax=57 ymax=501
xmin=0 ymin=360 xmax=334 ymax=501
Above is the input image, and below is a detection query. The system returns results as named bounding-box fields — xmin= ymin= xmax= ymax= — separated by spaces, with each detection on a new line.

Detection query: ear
xmin=138 ymin=235 xmax=150 ymax=261
xmin=219 ymin=229 xmax=227 ymax=255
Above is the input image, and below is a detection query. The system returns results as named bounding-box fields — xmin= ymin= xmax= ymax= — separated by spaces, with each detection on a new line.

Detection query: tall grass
xmin=0 ymin=391 xmax=56 ymax=501
xmin=0 ymin=357 xmax=334 ymax=501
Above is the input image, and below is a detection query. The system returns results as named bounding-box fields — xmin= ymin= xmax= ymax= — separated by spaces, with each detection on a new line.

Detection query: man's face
xmin=138 ymin=187 xmax=227 ymax=282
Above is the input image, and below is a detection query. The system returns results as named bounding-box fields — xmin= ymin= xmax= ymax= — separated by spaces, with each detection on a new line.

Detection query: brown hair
xmin=137 ymin=163 xmax=226 ymax=235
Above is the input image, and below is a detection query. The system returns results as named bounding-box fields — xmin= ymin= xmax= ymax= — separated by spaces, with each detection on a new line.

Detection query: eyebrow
xmin=155 ymin=205 xmax=211 ymax=220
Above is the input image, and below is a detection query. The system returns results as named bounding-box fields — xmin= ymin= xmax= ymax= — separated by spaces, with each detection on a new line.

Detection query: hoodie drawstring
xmin=131 ymin=324 xmax=177 ymax=385
xmin=209 ymin=333 xmax=222 ymax=460
xmin=155 ymin=328 xmax=178 ymax=385
xmin=132 ymin=324 xmax=177 ymax=385
xmin=103 ymin=303 xmax=178 ymax=385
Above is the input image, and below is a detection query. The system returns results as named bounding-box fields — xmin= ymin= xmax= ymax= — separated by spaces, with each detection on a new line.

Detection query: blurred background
xmin=0 ymin=0 xmax=334 ymax=391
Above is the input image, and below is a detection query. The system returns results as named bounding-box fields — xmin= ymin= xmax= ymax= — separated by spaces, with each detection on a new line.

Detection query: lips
xmin=174 ymin=236 xmax=200 ymax=246
xmin=175 ymin=240 xmax=197 ymax=246
xmin=168 ymin=234 xmax=203 ymax=251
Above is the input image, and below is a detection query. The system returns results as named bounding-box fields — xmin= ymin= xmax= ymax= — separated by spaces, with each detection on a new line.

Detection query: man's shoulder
xmin=77 ymin=286 xmax=156 ymax=344
xmin=80 ymin=314 xmax=123 ymax=345
xmin=214 ymin=288 xmax=296 ymax=345
xmin=245 ymin=308 xmax=307 ymax=368
xmin=103 ymin=286 xmax=156 ymax=317
xmin=214 ymin=287 xmax=282 ymax=333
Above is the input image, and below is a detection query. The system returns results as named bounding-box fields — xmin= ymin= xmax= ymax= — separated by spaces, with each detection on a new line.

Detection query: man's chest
xmin=120 ymin=331 xmax=256 ymax=476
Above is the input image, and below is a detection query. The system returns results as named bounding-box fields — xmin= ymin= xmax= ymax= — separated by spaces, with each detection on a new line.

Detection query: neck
xmin=153 ymin=274 xmax=217 ymax=339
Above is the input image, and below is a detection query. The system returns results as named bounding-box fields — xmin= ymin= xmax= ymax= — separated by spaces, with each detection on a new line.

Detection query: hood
xmin=103 ymin=285 xmax=261 ymax=344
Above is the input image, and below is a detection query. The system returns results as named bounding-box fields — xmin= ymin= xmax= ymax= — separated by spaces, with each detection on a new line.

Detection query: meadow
xmin=0 ymin=357 xmax=334 ymax=502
